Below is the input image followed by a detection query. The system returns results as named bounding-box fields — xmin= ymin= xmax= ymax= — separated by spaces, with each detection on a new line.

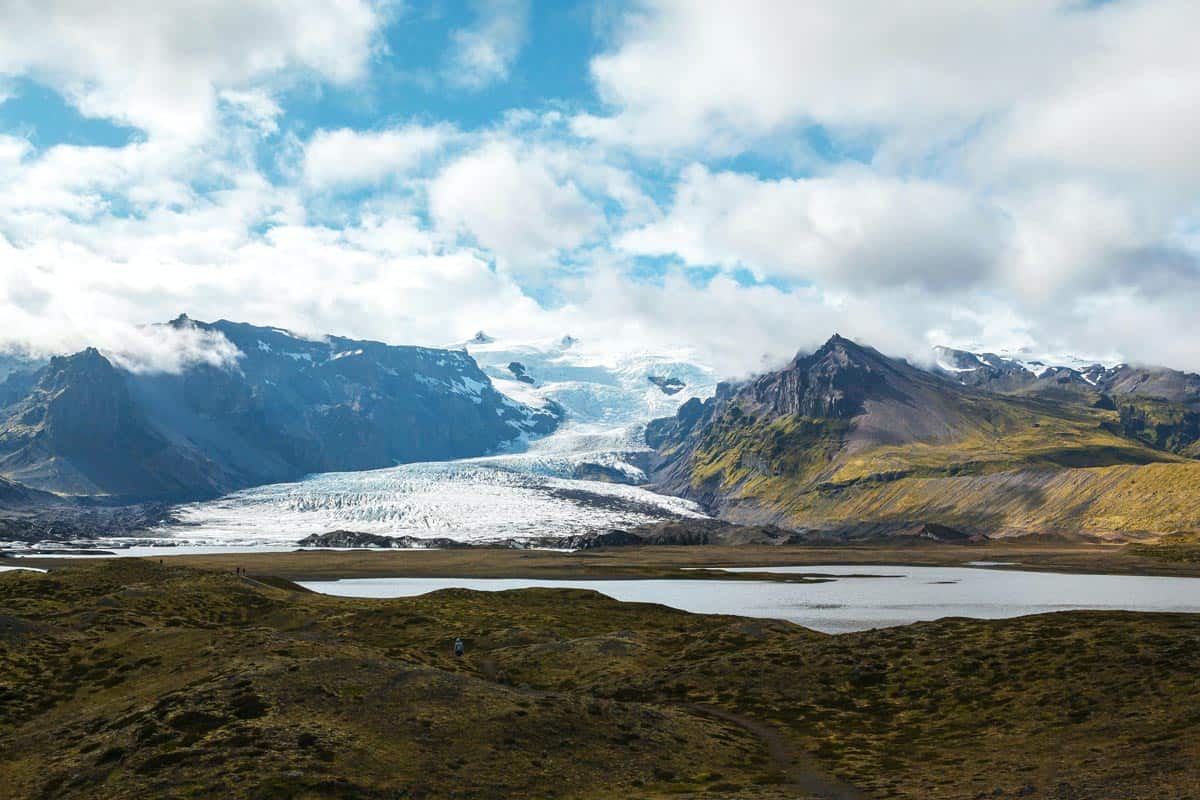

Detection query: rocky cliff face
xmin=0 ymin=318 xmax=560 ymax=500
xmin=933 ymin=346 xmax=1200 ymax=408
xmin=647 ymin=334 xmax=1200 ymax=540
xmin=0 ymin=348 xmax=226 ymax=498
xmin=746 ymin=334 xmax=893 ymax=418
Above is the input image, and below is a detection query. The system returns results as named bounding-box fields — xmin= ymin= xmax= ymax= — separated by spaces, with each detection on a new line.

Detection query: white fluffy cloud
xmin=0 ymin=210 xmax=548 ymax=369
xmin=444 ymin=0 xmax=530 ymax=90
xmin=577 ymin=0 xmax=1064 ymax=154
xmin=429 ymin=139 xmax=602 ymax=270
xmin=302 ymin=124 xmax=455 ymax=189
xmin=0 ymin=0 xmax=384 ymax=138
xmin=1 ymin=0 xmax=1199 ymax=380
xmin=620 ymin=164 xmax=1006 ymax=291
xmin=579 ymin=0 xmax=1200 ymax=188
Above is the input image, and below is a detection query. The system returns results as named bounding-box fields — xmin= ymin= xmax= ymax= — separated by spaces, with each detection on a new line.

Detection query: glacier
xmin=142 ymin=336 xmax=719 ymax=549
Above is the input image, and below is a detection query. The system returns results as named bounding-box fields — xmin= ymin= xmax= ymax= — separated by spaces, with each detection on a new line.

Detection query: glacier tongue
xmin=145 ymin=338 xmax=718 ymax=548
xmin=165 ymin=459 xmax=707 ymax=546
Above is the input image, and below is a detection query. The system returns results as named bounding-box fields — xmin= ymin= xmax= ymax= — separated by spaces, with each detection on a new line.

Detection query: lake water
xmin=300 ymin=565 xmax=1200 ymax=633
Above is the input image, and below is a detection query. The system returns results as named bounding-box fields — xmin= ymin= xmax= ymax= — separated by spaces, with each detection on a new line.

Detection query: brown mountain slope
xmin=647 ymin=335 xmax=1200 ymax=540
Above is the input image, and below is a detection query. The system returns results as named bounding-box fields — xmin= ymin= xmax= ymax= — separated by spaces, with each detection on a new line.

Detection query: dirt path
xmin=687 ymin=704 xmax=868 ymax=799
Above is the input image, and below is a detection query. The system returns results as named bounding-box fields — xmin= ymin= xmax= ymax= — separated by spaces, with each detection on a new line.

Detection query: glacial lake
xmin=300 ymin=565 xmax=1200 ymax=634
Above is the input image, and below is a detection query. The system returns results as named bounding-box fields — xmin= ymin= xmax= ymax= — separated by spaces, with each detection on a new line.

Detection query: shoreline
xmin=6 ymin=541 xmax=1199 ymax=581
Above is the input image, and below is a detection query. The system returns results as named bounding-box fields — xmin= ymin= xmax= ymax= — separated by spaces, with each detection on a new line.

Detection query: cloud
xmin=444 ymin=0 xmax=530 ymax=90
xmin=0 ymin=202 xmax=550 ymax=372
xmin=219 ymin=89 xmax=284 ymax=135
xmin=1 ymin=0 xmax=1199 ymax=383
xmin=0 ymin=0 xmax=384 ymax=139
xmin=302 ymin=124 xmax=455 ymax=189
xmin=102 ymin=323 xmax=245 ymax=375
xmin=429 ymin=138 xmax=602 ymax=270
xmin=579 ymin=0 xmax=1200 ymax=190
xmin=577 ymin=0 xmax=1061 ymax=154
xmin=619 ymin=164 xmax=1007 ymax=291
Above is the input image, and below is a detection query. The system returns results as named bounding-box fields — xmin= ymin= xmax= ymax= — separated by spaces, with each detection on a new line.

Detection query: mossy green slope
xmin=651 ymin=336 xmax=1200 ymax=538
xmin=3 ymin=562 xmax=1199 ymax=799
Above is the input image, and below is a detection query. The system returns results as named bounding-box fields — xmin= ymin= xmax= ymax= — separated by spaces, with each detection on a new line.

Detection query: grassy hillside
xmin=676 ymin=393 xmax=1200 ymax=537
xmin=652 ymin=336 xmax=1200 ymax=539
xmin=3 ymin=562 xmax=1199 ymax=798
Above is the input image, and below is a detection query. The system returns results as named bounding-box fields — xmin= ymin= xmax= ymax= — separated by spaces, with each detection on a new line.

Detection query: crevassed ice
xmin=168 ymin=460 xmax=706 ymax=546
xmin=155 ymin=339 xmax=718 ymax=548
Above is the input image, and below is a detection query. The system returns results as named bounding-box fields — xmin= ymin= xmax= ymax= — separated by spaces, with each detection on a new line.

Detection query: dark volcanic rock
xmin=570 ymin=462 xmax=642 ymax=484
xmin=891 ymin=522 xmax=978 ymax=543
xmin=647 ymin=375 xmax=685 ymax=395
xmin=507 ymin=362 xmax=536 ymax=384
xmin=558 ymin=520 xmax=805 ymax=549
xmin=554 ymin=529 xmax=645 ymax=549
xmin=298 ymin=530 xmax=472 ymax=549
xmin=0 ymin=501 xmax=174 ymax=544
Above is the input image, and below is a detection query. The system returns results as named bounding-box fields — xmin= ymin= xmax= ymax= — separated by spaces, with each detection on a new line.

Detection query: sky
xmin=1 ymin=0 xmax=1198 ymax=376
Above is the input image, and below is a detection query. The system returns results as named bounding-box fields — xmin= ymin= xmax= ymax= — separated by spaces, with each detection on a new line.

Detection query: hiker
xmin=454 ymin=638 xmax=465 ymax=657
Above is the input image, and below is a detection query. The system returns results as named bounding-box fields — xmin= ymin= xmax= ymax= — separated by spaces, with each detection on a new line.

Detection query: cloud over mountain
xmin=0 ymin=0 xmax=1197 ymax=376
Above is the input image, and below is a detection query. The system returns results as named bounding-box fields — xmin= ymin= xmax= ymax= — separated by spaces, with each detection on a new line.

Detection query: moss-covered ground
xmin=2 ymin=561 xmax=1198 ymax=799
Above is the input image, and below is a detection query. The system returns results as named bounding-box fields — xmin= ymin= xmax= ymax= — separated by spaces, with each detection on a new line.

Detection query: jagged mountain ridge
xmin=647 ymin=334 xmax=1200 ymax=540
xmin=933 ymin=345 xmax=1200 ymax=407
xmin=933 ymin=345 xmax=1200 ymax=456
xmin=0 ymin=317 xmax=559 ymax=500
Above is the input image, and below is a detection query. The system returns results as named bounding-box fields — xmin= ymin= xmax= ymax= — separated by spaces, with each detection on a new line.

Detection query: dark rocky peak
xmin=748 ymin=334 xmax=902 ymax=419
xmin=560 ymin=335 xmax=579 ymax=348
xmin=28 ymin=348 xmax=154 ymax=458
xmin=469 ymin=331 xmax=495 ymax=344
xmin=508 ymin=362 xmax=535 ymax=384
xmin=647 ymin=375 xmax=685 ymax=395
xmin=805 ymin=334 xmax=901 ymax=373
xmin=43 ymin=347 xmax=120 ymax=387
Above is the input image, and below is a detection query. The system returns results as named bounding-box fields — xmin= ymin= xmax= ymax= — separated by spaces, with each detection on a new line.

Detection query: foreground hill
xmin=648 ymin=335 xmax=1200 ymax=539
xmin=0 ymin=317 xmax=558 ymax=500
xmin=1 ymin=562 xmax=1197 ymax=798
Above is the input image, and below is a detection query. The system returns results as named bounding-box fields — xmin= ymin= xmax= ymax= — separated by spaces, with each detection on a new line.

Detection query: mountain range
xmin=0 ymin=317 xmax=559 ymax=501
xmin=4 ymin=320 xmax=1200 ymax=544
xmin=647 ymin=335 xmax=1200 ymax=540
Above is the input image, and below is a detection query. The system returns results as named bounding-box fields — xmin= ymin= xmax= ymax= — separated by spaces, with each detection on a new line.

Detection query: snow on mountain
xmin=135 ymin=334 xmax=718 ymax=548
xmin=461 ymin=335 xmax=716 ymax=424
xmin=933 ymin=344 xmax=1122 ymax=378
